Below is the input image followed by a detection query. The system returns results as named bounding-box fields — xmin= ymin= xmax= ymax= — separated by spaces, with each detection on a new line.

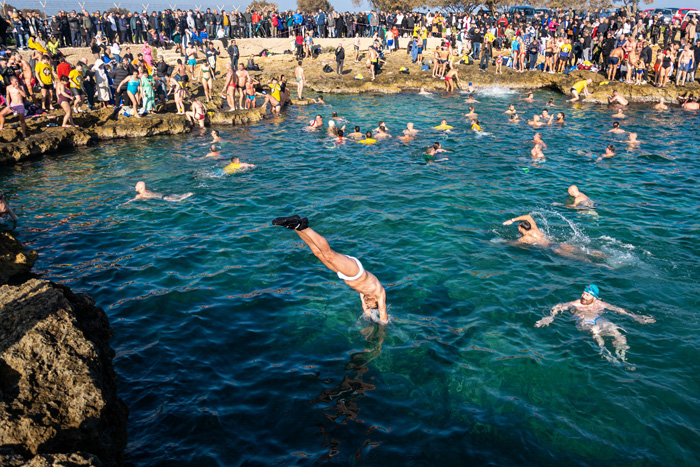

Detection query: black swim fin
xmin=272 ymin=215 xmax=308 ymax=231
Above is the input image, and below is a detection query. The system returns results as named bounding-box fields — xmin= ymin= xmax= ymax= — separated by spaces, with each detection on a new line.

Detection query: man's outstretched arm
xmin=604 ymin=302 xmax=656 ymax=324
xmin=535 ymin=301 xmax=572 ymax=327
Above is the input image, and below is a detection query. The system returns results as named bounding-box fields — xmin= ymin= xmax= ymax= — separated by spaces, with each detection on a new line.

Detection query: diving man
xmin=272 ymin=215 xmax=388 ymax=325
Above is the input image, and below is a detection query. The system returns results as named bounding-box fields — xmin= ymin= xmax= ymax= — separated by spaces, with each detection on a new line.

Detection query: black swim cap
xmin=519 ymin=220 xmax=532 ymax=231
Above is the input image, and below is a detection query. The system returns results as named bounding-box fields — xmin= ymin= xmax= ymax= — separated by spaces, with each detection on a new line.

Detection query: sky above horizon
xmin=14 ymin=0 xmax=700 ymax=17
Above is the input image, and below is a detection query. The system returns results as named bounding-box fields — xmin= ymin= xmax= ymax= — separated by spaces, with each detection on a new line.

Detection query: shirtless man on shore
xmin=133 ymin=181 xmax=193 ymax=202
xmin=294 ymin=61 xmax=305 ymax=100
xmin=186 ymin=43 xmax=198 ymax=79
xmin=0 ymin=76 xmax=28 ymax=138
xmin=17 ymin=54 xmax=35 ymax=105
xmin=676 ymin=45 xmax=693 ymax=86
xmin=444 ymin=65 xmax=461 ymax=93
xmin=607 ymin=46 xmax=624 ymax=80
xmin=272 ymin=215 xmax=388 ymax=325
xmin=607 ymin=90 xmax=629 ymax=106
xmin=567 ymin=185 xmax=593 ymax=207
xmin=235 ymin=64 xmax=251 ymax=110
xmin=535 ymin=284 xmax=655 ymax=363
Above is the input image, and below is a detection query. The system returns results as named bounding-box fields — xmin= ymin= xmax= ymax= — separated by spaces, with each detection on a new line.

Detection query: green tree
xmin=298 ymin=0 xmax=333 ymax=12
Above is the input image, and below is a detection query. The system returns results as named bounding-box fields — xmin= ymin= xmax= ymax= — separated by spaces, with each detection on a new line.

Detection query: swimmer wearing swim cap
xmin=536 ymin=284 xmax=655 ymax=364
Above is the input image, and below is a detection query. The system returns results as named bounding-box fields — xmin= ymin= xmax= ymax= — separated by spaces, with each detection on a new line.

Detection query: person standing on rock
xmin=335 ymin=43 xmax=345 ymax=77
xmin=235 ymin=63 xmax=250 ymax=110
xmin=0 ymin=75 xmax=27 ymax=138
xmin=272 ymin=215 xmax=389 ymax=325
xmin=34 ymin=54 xmax=55 ymax=111
xmin=227 ymin=40 xmax=240 ymax=71
xmin=294 ymin=61 xmax=305 ymax=99
xmin=607 ymin=46 xmax=624 ymax=81
xmin=186 ymin=42 xmax=198 ymax=80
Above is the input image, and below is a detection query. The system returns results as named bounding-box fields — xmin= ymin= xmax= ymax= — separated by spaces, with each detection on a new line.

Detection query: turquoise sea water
xmin=2 ymin=90 xmax=700 ymax=465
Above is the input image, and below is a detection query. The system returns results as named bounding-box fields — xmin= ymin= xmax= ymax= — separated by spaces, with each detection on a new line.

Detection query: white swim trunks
xmin=337 ymin=255 xmax=364 ymax=281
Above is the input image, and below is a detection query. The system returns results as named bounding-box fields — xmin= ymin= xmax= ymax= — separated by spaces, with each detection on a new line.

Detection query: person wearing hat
xmin=535 ymin=284 xmax=656 ymax=363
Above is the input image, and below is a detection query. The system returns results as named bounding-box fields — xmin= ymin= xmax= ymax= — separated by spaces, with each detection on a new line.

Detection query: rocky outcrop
xmin=0 ymin=108 xmax=192 ymax=166
xmin=0 ymin=233 xmax=127 ymax=466
xmin=0 ymin=232 xmax=37 ymax=284
xmin=208 ymin=106 xmax=267 ymax=125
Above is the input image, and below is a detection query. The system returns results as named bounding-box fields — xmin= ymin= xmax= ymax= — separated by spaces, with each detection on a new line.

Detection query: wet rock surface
xmin=0 ymin=233 xmax=127 ymax=466
xmin=0 ymin=232 xmax=38 ymax=284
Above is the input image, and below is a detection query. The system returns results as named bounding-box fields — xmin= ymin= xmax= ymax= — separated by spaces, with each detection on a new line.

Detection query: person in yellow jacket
xmin=34 ymin=55 xmax=55 ymax=111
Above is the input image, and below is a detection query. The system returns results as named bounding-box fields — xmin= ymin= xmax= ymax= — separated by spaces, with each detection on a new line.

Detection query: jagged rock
xmin=0 ymin=232 xmax=37 ymax=284
xmin=208 ymin=107 xmax=267 ymax=125
xmin=0 ymin=279 xmax=127 ymax=466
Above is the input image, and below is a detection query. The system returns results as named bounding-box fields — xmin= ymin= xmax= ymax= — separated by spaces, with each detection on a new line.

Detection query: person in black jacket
xmin=335 ymin=43 xmax=345 ymax=76
xmin=110 ymin=60 xmax=135 ymax=107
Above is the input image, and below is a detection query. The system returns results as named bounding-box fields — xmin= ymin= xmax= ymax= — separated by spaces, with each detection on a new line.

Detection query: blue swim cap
xmin=584 ymin=284 xmax=599 ymax=298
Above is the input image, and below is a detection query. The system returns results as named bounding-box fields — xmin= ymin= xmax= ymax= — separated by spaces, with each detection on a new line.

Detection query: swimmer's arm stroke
xmin=503 ymin=215 xmax=535 ymax=227
xmin=603 ymin=301 xmax=656 ymax=324
xmin=535 ymin=301 xmax=573 ymax=327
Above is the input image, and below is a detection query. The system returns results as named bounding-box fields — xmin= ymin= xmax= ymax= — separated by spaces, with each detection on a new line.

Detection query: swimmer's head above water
xmin=518 ymin=220 xmax=532 ymax=233
xmin=581 ymin=284 xmax=599 ymax=304
xmin=135 ymin=181 xmax=146 ymax=193
xmin=568 ymin=185 xmax=580 ymax=196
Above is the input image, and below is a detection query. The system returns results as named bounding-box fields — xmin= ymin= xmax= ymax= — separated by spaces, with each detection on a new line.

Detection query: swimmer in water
xmin=547 ymin=97 xmax=554 ymax=107
xmin=272 ymin=215 xmax=388 ymax=324
xmin=424 ymin=144 xmax=449 ymax=162
xmin=309 ymin=114 xmax=323 ymax=130
xmin=418 ymin=87 xmax=432 ymax=96
xmin=608 ymin=121 xmax=625 ymax=134
xmin=224 ymin=156 xmax=255 ymax=173
xmin=540 ymin=109 xmax=551 ymax=121
xmin=503 ymin=214 xmax=605 ymax=261
xmin=596 ymin=144 xmax=616 ymax=162
xmin=133 ymin=181 xmax=193 ymax=202
xmin=535 ymin=284 xmax=655 ymax=363
xmin=509 ymin=113 xmax=520 ymax=123
xmin=205 ymin=144 xmax=222 ymax=158
xmin=505 ymin=104 xmax=517 ymax=114
xmin=467 ymin=82 xmax=475 ymax=93
xmin=335 ymin=129 xmax=345 ymax=143
xmin=375 ymin=125 xmax=391 ymax=139
xmin=348 ymin=125 xmax=363 ymax=139
xmin=612 ymin=108 xmax=626 ymax=119
xmin=403 ymin=122 xmax=419 ymax=136
xmin=433 ymin=142 xmax=447 ymax=153
xmin=531 ymin=143 xmax=545 ymax=159
xmin=465 ymin=106 xmax=477 ymax=118
xmin=373 ymin=120 xmax=389 ymax=133
xmin=567 ymin=185 xmax=593 ymax=207
xmin=679 ymin=96 xmax=700 ymax=110
xmin=528 ymin=115 xmax=548 ymax=128
xmin=607 ymin=90 xmax=629 ymax=106
xmin=653 ymin=97 xmax=668 ymax=110
xmin=0 ymin=191 xmax=18 ymax=222
xmin=312 ymin=95 xmax=325 ymax=104
xmin=522 ymin=91 xmax=534 ymax=102
xmin=555 ymin=112 xmax=565 ymax=124
xmin=211 ymin=129 xmax=221 ymax=143
xmin=533 ymin=132 xmax=547 ymax=148
xmin=626 ymin=132 xmax=642 ymax=145
xmin=464 ymin=94 xmax=479 ymax=103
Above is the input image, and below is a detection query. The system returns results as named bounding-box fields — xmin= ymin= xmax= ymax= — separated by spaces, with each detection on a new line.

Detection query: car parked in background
xmin=674 ymin=8 xmax=698 ymax=23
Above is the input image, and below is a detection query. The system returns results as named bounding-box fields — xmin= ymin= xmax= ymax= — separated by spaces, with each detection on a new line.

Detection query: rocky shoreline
xmin=5 ymin=41 xmax=699 ymax=165
xmin=0 ymin=232 xmax=128 ymax=466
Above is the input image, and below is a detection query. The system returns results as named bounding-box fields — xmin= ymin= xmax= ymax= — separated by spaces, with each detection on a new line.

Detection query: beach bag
xmin=421 ymin=64 xmax=429 ymax=71
xmin=399 ymin=67 xmax=409 ymax=74
xmin=323 ymin=64 xmax=334 ymax=73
